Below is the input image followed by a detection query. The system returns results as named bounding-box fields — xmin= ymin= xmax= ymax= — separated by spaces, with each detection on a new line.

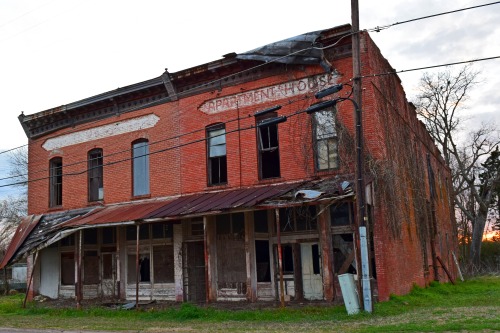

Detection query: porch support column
xmin=275 ymin=209 xmax=285 ymax=308
xmin=135 ymin=224 xmax=140 ymax=310
xmin=173 ymin=223 xmax=184 ymax=302
xmin=245 ymin=211 xmax=257 ymax=302
xmin=204 ymin=216 xmax=217 ymax=302
xmin=23 ymin=251 xmax=39 ymax=308
xmin=318 ymin=204 xmax=335 ymax=301
xmin=76 ymin=230 xmax=83 ymax=309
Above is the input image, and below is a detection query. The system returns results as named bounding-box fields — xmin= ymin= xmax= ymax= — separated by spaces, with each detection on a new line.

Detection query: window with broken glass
xmin=256 ymin=112 xmax=281 ymax=179
xmin=132 ymin=139 xmax=150 ymax=196
xmin=88 ymin=148 xmax=104 ymax=202
xmin=207 ymin=124 xmax=227 ymax=186
xmin=126 ymin=222 xmax=174 ymax=284
xmin=49 ymin=157 xmax=63 ymax=207
xmin=313 ymin=109 xmax=339 ymax=170
xmin=278 ymin=206 xmax=318 ymax=233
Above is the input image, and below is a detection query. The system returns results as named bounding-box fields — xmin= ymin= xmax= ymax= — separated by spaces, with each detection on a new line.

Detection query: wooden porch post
xmin=76 ymin=230 xmax=83 ymax=309
xmin=135 ymin=224 xmax=140 ymax=310
xmin=275 ymin=209 xmax=285 ymax=308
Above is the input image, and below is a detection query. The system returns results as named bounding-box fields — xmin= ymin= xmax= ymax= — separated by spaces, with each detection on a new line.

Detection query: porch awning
xmin=0 ymin=177 xmax=354 ymax=268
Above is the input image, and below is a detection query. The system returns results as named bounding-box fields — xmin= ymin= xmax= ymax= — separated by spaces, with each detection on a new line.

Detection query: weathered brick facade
xmin=10 ymin=25 xmax=458 ymax=304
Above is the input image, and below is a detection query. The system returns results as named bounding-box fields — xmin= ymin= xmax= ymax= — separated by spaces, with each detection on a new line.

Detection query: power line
xmin=357 ymin=56 xmax=500 ymax=79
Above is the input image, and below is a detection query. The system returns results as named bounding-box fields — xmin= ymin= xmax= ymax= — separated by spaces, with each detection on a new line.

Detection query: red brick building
xmin=1 ymin=24 xmax=458 ymax=305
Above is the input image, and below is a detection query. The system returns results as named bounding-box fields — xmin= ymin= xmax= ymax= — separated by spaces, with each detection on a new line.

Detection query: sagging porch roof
xmin=0 ymin=177 xmax=353 ymax=269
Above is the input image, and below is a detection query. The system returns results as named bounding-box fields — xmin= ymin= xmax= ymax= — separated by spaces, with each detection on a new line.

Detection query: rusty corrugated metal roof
xmin=61 ymin=200 xmax=170 ymax=227
xmin=145 ymin=182 xmax=301 ymax=219
xmin=0 ymin=215 xmax=40 ymax=269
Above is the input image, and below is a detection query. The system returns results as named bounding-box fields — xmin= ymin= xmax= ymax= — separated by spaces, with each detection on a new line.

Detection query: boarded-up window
xmin=153 ymin=245 xmax=174 ymax=283
xmin=102 ymin=253 xmax=113 ymax=280
xmin=61 ymin=252 xmax=74 ymax=285
xmin=132 ymin=140 xmax=150 ymax=196
xmin=84 ymin=251 xmax=99 ymax=285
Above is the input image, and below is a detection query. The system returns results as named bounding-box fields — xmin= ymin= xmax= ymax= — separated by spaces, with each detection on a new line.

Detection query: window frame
xmin=256 ymin=112 xmax=281 ymax=179
xmin=312 ymin=108 xmax=339 ymax=171
xmin=206 ymin=123 xmax=228 ymax=186
xmin=88 ymin=148 xmax=104 ymax=202
xmin=49 ymin=157 xmax=63 ymax=207
xmin=132 ymin=139 xmax=150 ymax=197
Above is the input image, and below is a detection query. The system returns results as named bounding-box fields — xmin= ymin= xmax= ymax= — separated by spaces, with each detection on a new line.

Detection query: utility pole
xmin=351 ymin=0 xmax=372 ymax=313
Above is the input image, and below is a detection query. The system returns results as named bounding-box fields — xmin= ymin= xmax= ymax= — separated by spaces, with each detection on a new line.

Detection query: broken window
xmin=279 ymin=206 xmax=317 ymax=232
xmin=88 ymin=148 xmax=103 ymax=202
xmin=102 ymin=253 xmax=114 ymax=280
xmin=60 ymin=252 xmax=74 ymax=285
xmin=282 ymin=244 xmax=294 ymax=274
xmin=132 ymin=139 xmax=150 ymax=196
xmin=313 ymin=109 xmax=338 ymax=170
xmin=207 ymin=124 xmax=227 ymax=186
xmin=330 ymin=202 xmax=352 ymax=226
xmin=49 ymin=157 xmax=63 ymax=207
xmin=255 ymin=240 xmax=271 ymax=282
xmin=153 ymin=245 xmax=174 ymax=283
xmin=256 ymin=112 xmax=281 ymax=179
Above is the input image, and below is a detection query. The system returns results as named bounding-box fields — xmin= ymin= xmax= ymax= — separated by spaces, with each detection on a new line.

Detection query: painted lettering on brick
xmin=199 ymin=73 xmax=339 ymax=114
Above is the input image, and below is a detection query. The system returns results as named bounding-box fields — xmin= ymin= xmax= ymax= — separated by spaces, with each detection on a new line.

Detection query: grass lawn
xmin=0 ymin=276 xmax=498 ymax=332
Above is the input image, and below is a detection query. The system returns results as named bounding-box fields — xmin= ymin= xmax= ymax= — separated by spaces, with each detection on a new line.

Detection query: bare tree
xmin=414 ymin=65 xmax=500 ymax=269
xmin=8 ymin=146 xmax=28 ymax=193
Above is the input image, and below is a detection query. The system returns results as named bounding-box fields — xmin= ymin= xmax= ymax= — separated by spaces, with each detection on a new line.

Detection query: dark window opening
xmin=49 ymin=157 xmax=62 ymax=207
xmin=132 ymin=140 xmax=150 ymax=196
xmin=216 ymin=213 xmax=245 ymax=236
xmin=88 ymin=149 xmax=103 ymax=202
xmin=102 ymin=227 xmax=115 ymax=244
xmin=256 ymin=112 xmax=281 ymax=179
xmin=207 ymin=124 xmax=228 ymax=185
xmin=60 ymin=234 xmax=74 ymax=247
xmin=127 ymin=254 xmax=150 ymax=283
xmin=312 ymin=244 xmax=320 ymax=274
xmin=330 ymin=203 xmax=352 ymax=226
xmin=254 ymin=210 xmax=269 ymax=233
xmin=282 ymin=244 xmax=294 ymax=274
xmin=152 ymin=222 xmax=173 ymax=239
xmin=255 ymin=240 xmax=270 ymax=282
xmin=313 ymin=109 xmax=338 ymax=170
xmin=126 ymin=225 xmax=150 ymax=241
xmin=83 ymin=228 xmax=98 ymax=245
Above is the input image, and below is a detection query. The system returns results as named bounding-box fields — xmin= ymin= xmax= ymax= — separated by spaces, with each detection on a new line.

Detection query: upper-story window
xmin=313 ymin=109 xmax=338 ymax=170
xmin=256 ymin=112 xmax=281 ymax=179
xmin=49 ymin=157 xmax=63 ymax=207
xmin=88 ymin=148 xmax=103 ymax=202
xmin=132 ymin=139 xmax=150 ymax=196
xmin=207 ymin=124 xmax=227 ymax=186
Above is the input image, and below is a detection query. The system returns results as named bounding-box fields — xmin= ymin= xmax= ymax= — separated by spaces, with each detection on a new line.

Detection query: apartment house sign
xmin=199 ymin=73 xmax=340 ymax=114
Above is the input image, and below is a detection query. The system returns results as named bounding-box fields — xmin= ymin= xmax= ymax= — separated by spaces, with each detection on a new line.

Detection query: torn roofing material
xmin=0 ymin=177 xmax=355 ymax=268
xmin=236 ymin=30 xmax=332 ymax=71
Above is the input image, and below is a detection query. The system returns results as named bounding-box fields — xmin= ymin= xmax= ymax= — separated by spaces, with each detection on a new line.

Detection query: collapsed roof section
xmin=0 ymin=177 xmax=353 ymax=269
xmin=18 ymin=25 xmax=352 ymax=140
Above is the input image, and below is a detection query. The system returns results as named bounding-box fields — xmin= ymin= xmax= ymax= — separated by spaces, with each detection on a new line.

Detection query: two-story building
xmin=1 ymin=24 xmax=458 ymax=305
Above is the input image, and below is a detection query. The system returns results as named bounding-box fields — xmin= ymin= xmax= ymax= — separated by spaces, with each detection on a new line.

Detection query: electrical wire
xmin=2 ymin=2 xmax=500 ymax=187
